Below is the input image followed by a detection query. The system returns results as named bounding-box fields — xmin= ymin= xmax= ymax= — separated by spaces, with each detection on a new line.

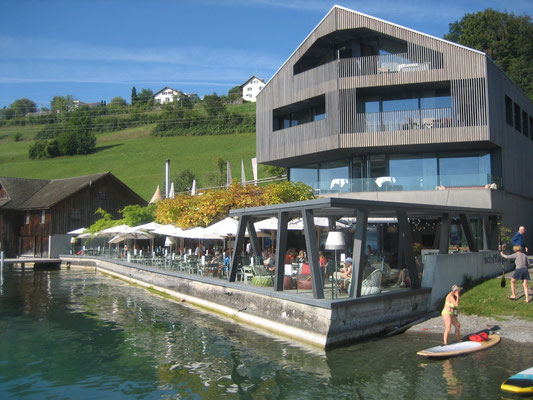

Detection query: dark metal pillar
xmin=229 ymin=215 xmax=248 ymax=282
xmin=246 ymin=218 xmax=262 ymax=258
xmin=439 ymin=213 xmax=451 ymax=254
xmin=483 ymin=215 xmax=499 ymax=251
xmin=350 ymin=208 xmax=368 ymax=298
xmin=460 ymin=213 xmax=478 ymax=252
xmin=397 ymin=209 xmax=420 ymax=289
xmin=274 ymin=211 xmax=289 ymax=292
xmin=302 ymin=209 xmax=324 ymax=299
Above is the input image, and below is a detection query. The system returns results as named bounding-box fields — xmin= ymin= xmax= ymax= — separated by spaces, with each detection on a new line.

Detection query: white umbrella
xmin=180 ymin=226 xmax=224 ymax=240
xmin=204 ymin=217 xmax=239 ymax=237
xmin=67 ymin=227 xmax=87 ymax=235
xmin=131 ymin=222 xmax=163 ymax=232
xmin=96 ymin=224 xmax=131 ymax=237
xmin=254 ymin=217 xmax=301 ymax=231
xmin=164 ymin=236 xmax=178 ymax=246
xmin=152 ymin=224 xmax=185 ymax=237
xmin=289 ymin=217 xmax=350 ymax=230
xmin=108 ymin=229 xmax=153 ymax=243
xmin=168 ymin=182 xmax=175 ymax=199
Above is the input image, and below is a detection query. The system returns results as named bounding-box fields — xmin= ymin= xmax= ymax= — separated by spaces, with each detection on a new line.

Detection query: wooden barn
xmin=0 ymin=172 xmax=146 ymax=258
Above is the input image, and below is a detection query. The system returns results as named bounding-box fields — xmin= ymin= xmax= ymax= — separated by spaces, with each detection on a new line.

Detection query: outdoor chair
xmin=360 ymin=269 xmax=383 ymax=296
xmin=240 ymin=266 xmax=254 ymax=283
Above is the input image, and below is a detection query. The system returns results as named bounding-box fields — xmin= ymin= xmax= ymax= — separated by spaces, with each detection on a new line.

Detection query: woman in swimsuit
xmin=442 ymin=284 xmax=462 ymax=344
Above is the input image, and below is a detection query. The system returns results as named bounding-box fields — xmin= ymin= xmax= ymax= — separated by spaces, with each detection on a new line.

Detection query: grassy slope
xmin=0 ymin=105 xmax=258 ymax=200
xmin=460 ymin=275 xmax=533 ymax=321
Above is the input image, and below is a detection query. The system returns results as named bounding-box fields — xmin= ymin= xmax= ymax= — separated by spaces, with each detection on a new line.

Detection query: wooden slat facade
xmin=1 ymin=173 xmax=147 ymax=258
xmin=257 ymin=7 xmax=533 ymax=166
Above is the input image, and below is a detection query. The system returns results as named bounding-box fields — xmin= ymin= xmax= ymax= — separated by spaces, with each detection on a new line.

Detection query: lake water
xmin=0 ymin=267 xmax=530 ymax=399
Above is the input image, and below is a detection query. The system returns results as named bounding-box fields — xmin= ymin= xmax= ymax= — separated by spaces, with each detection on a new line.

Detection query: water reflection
xmin=0 ymin=268 xmax=531 ymax=399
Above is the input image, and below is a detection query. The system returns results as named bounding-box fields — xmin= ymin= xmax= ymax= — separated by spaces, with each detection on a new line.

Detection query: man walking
xmin=511 ymin=226 xmax=528 ymax=253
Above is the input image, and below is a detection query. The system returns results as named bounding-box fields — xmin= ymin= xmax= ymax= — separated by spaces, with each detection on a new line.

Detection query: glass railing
xmin=303 ymin=174 xmax=502 ymax=195
xmin=353 ymin=108 xmax=454 ymax=133
xmin=338 ymin=51 xmax=442 ymax=78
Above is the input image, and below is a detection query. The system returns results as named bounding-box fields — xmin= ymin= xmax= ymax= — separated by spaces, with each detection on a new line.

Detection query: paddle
xmin=499 ymin=219 xmax=506 ymax=288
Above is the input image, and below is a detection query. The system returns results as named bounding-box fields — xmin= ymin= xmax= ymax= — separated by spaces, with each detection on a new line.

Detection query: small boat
xmin=501 ymin=366 xmax=533 ymax=395
xmin=417 ymin=334 xmax=500 ymax=358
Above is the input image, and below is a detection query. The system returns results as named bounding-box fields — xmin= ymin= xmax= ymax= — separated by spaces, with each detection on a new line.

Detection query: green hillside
xmin=0 ymin=108 xmax=258 ymax=200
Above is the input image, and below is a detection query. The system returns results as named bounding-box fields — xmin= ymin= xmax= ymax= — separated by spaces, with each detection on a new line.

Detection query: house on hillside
xmin=153 ymin=87 xmax=182 ymax=104
xmin=240 ymin=76 xmax=265 ymax=102
xmin=70 ymin=100 xmax=104 ymax=110
xmin=256 ymin=5 xmax=533 ymax=238
xmin=0 ymin=172 xmax=146 ymax=258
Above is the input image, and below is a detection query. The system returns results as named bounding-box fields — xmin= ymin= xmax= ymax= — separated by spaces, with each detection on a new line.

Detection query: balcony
xmin=338 ymin=51 xmax=442 ymax=78
xmin=350 ymin=107 xmax=454 ymax=133
xmin=305 ymin=174 xmax=502 ymax=195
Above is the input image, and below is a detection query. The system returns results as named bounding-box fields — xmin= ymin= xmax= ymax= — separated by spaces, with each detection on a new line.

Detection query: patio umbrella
xmin=180 ymin=226 xmax=224 ymax=240
xmin=131 ymin=222 xmax=163 ymax=232
xmin=152 ymin=224 xmax=185 ymax=237
xmin=254 ymin=217 xmax=302 ymax=231
xmin=203 ymin=217 xmax=239 ymax=237
xmin=67 ymin=227 xmax=87 ymax=235
xmin=96 ymin=224 xmax=131 ymax=237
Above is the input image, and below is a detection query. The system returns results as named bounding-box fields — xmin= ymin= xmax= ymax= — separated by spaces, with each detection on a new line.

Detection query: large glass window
xmin=289 ymin=164 xmax=318 ymax=188
xmin=438 ymin=152 xmax=491 ymax=187
xmin=389 ymin=154 xmax=438 ymax=190
xmin=273 ymin=95 xmax=326 ymax=131
xmin=290 ymin=151 xmax=496 ymax=194
xmin=382 ymin=98 xmax=418 ymax=112
xmin=319 ymin=160 xmax=350 ymax=193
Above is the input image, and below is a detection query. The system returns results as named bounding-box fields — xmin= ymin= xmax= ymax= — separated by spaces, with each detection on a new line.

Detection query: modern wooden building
xmin=0 ymin=172 xmax=146 ymax=258
xmin=256 ymin=6 xmax=533 ymax=235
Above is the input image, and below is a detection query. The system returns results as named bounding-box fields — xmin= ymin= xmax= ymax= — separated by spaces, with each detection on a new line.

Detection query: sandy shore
xmin=406 ymin=313 xmax=533 ymax=343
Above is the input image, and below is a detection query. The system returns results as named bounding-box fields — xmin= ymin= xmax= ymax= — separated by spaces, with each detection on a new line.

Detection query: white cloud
xmin=0 ymin=36 xmax=282 ymax=70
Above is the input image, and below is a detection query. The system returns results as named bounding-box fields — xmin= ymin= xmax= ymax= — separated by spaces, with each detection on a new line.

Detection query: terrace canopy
xmin=229 ymin=197 xmax=501 ymax=300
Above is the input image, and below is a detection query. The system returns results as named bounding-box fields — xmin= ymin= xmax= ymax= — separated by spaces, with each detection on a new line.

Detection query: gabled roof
xmin=0 ymin=176 xmax=49 ymax=209
xmin=0 ymin=172 xmax=146 ymax=210
xmin=263 ymin=5 xmax=486 ymax=93
xmin=153 ymin=86 xmax=181 ymax=97
xmin=240 ymin=76 xmax=265 ymax=89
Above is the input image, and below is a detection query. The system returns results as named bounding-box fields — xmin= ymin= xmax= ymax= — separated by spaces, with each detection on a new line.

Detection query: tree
xmin=108 ymin=97 xmax=128 ymax=111
xmin=57 ymin=107 xmax=96 ymax=155
xmin=136 ymin=88 xmax=154 ymax=107
xmin=10 ymin=98 xmax=36 ymax=117
xmin=131 ymin=87 xmax=138 ymax=105
xmin=172 ymin=169 xmax=197 ymax=192
xmin=178 ymin=94 xmax=194 ymax=110
xmin=445 ymin=9 xmax=533 ymax=99
xmin=203 ymin=93 xmax=225 ymax=116
xmin=51 ymin=95 xmax=75 ymax=113
xmin=155 ymin=182 xmax=315 ymax=228
xmin=0 ymin=106 xmax=14 ymax=120
xmin=119 ymin=204 xmax=156 ymax=226
xmin=227 ymin=85 xmax=241 ymax=103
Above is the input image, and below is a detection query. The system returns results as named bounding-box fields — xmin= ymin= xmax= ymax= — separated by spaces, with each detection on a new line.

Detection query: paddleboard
xmin=417 ymin=334 xmax=500 ymax=358
xmin=501 ymin=366 xmax=533 ymax=394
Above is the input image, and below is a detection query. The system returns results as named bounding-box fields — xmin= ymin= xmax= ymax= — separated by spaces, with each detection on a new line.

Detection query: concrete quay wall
xmin=61 ymin=256 xmax=431 ymax=348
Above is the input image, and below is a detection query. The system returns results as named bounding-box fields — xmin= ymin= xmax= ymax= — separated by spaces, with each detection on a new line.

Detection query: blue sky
xmin=1 ymin=0 xmax=532 ymax=109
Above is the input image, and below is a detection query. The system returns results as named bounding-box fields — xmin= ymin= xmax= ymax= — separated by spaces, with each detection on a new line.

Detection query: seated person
xmin=339 ymin=257 xmax=353 ymax=291
xmin=217 ymin=249 xmax=230 ymax=278
xmin=395 ymin=258 xmax=424 ymax=287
